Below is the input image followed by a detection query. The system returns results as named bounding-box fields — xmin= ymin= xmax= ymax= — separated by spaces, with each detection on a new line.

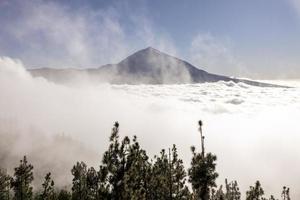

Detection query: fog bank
xmin=1 ymin=57 xmax=300 ymax=198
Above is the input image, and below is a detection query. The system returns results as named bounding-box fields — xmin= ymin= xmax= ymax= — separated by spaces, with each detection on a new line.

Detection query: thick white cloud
xmin=1 ymin=57 xmax=300 ymax=198
xmin=0 ymin=0 xmax=300 ymax=197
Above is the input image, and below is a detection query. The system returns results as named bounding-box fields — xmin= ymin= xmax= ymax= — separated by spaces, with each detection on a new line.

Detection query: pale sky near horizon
xmin=0 ymin=0 xmax=300 ymax=79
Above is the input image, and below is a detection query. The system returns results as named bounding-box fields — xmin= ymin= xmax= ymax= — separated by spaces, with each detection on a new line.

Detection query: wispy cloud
xmin=0 ymin=0 xmax=298 ymax=78
xmin=289 ymin=0 xmax=300 ymax=18
xmin=189 ymin=33 xmax=249 ymax=77
xmin=0 ymin=0 xmax=177 ymax=68
xmin=131 ymin=14 xmax=178 ymax=56
xmin=0 ymin=0 xmax=130 ymax=67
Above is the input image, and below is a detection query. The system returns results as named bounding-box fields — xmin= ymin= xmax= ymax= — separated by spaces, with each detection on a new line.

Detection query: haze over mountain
xmin=29 ymin=47 xmax=281 ymax=87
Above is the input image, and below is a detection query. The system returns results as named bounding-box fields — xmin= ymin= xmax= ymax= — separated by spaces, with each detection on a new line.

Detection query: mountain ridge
xmin=29 ymin=47 xmax=287 ymax=87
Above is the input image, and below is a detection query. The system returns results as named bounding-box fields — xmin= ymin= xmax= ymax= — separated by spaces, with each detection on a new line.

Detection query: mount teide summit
xmin=29 ymin=47 xmax=281 ymax=87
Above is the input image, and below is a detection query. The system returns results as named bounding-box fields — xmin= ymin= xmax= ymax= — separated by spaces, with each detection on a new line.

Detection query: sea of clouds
xmin=1 ymin=57 xmax=300 ymax=198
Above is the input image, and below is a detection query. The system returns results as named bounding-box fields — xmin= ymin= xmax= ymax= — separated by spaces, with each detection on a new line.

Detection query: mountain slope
xmin=29 ymin=47 xmax=285 ymax=87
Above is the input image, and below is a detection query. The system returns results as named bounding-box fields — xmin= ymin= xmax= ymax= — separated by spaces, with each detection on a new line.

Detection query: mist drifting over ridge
xmin=28 ymin=47 xmax=285 ymax=87
xmin=1 ymin=56 xmax=300 ymax=198
xmin=2 ymin=0 xmax=300 ymax=79
xmin=1 ymin=0 xmax=300 ymax=199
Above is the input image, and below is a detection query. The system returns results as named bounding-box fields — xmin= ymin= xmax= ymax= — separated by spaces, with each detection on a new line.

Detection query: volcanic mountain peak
xmin=28 ymin=47 xmax=287 ymax=87
xmin=138 ymin=46 xmax=163 ymax=54
xmin=122 ymin=46 xmax=187 ymax=65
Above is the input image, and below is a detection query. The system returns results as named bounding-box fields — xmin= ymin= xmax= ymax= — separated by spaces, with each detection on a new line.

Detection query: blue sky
xmin=0 ymin=0 xmax=300 ymax=78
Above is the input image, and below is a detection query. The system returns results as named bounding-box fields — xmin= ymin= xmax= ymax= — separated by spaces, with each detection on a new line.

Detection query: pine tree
xmin=123 ymin=135 xmax=151 ymax=200
xmin=57 ymin=190 xmax=71 ymax=200
xmin=11 ymin=156 xmax=34 ymax=200
xmin=224 ymin=179 xmax=241 ymax=200
xmin=269 ymin=195 xmax=277 ymax=200
xmin=281 ymin=186 xmax=291 ymax=200
xmin=97 ymin=165 xmax=110 ymax=199
xmin=36 ymin=172 xmax=56 ymax=200
xmin=86 ymin=167 xmax=99 ymax=200
xmin=102 ymin=122 xmax=130 ymax=200
xmin=0 ymin=168 xmax=11 ymax=200
xmin=188 ymin=120 xmax=218 ymax=200
xmin=149 ymin=145 xmax=191 ymax=200
xmin=149 ymin=149 xmax=171 ymax=200
xmin=5 ymin=121 xmax=296 ymax=200
xmin=246 ymin=181 xmax=265 ymax=200
xmin=169 ymin=145 xmax=191 ymax=199
xmin=71 ymin=162 xmax=88 ymax=200
xmin=188 ymin=146 xmax=218 ymax=200
xmin=212 ymin=185 xmax=225 ymax=200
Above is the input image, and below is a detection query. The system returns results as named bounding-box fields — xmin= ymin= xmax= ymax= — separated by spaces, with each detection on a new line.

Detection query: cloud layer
xmin=1 ymin=57 xmax=300 ymax=198
xmin=1 ymin=1 xmax=300 ymax=196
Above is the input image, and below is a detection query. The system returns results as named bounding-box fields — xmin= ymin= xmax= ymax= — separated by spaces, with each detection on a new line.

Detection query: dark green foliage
xmin=188 ymin=146 xmax=218 ymax=200
xmin=101 ymin=122 xmax=152 ymax=199
xmin=102 ymin=121 xmax=130 ymax=199
xmin=86 ymin=166 xmax=111 ymax=200
xmin=97 ymin=165 xmax=110 ymax=199
xmin=168 ymin=145 xmax=191 ymax=199
xmin=71 ymin=162 xmax=88 ymax=200
xmin=123 ymin=136 xmax=151 ymax=199
xmin=1 ymin=121 xmax=293 ymax=200
xmin=149 ymin=145 xmax=191 ymax=200
xmin=149 ymin=149 xmax=170 ymax=199
xmin=71 ymin=162 xmax=110 ymax=200
xmin=0 ymin=169 xmax=11 ymax=200
xmin=41 ymin=173 xmax=55 ymax=200
xmin=211 ymin=185 xmax=225 ymax=200
xmin=36 ymin=172 xmax=56 ymax=200
xmin=11 ymin=156 xmax=34 ymax=200
xmin=86 ymin=167 xmax=99 ymax=199
xmin=57 ymin=190 xmax=71 ymax=200
xmin=101 ymin=122 xmax=191 ymax=199
xmin=246 ymin=181 xmax=264 ymax=200
xmin=224 ymin=179 xmax=241 ymax=200
xmin=211 ymin=179 xmax=241 ymax=200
